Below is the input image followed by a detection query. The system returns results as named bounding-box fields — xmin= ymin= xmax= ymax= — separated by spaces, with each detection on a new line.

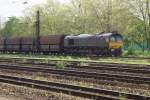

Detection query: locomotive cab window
xmin=110 ymin=37 xmax=115 ymax=42
xmin=68 ymin=39 xmax=74 ymax=45
xmin=116 ymin=36 xmax=123 ymax=42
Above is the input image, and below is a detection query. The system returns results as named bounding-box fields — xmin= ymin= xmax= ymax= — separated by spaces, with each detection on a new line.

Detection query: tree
xmin=0 ymin=17 xmax=31 ymax=38
xmin=125 ymin=0 xmax=150 ymax=50
xmin=0 ymin=0 xmax=149 ymax=51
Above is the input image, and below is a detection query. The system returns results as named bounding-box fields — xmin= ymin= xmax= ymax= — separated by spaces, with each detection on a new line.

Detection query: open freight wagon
xmin=0 ymin=35 xmax=65 ymax=53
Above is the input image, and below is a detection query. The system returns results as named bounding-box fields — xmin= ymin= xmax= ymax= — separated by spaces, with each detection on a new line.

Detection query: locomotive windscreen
xmin=110 ymin=34 xmax=123 ymax=42
xmin=116 ymin=36 xmax=123 ymax=42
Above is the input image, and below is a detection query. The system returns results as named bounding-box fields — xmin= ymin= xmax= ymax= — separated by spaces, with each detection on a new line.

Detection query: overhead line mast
xmin=35 ymin=10 xmax=40 ymax=52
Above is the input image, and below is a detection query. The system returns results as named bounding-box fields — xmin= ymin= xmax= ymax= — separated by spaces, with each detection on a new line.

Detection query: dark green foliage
xmin=0 ymin=17 xmax=31 ymax=38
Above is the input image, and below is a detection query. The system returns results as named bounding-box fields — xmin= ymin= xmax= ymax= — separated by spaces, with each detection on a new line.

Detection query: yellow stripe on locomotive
xmin=109 ymin=42 xmax=123 ymax=49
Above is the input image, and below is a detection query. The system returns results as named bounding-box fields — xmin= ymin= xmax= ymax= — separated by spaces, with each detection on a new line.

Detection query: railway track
xmin=0 ymin=74 xmax=149 ymax=100
xmin=0 ymin=57 xmax=150 ymax=68
xmin=0 ymin=57 xmax=150 ymax=75
xmin=0 ymin=53 xmax=150 ymax=62
xmin=20 ymin=62 xmax=150 ymax=74
xmin=0 ymin=64 xmax=149 ymax=84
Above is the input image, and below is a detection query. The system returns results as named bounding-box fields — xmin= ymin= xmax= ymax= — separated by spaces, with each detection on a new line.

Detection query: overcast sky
xmin=0 ymin=0 xmax=70 ymax=22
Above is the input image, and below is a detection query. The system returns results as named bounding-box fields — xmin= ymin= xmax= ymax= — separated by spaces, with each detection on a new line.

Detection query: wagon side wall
xmin=5 ymin=37 xmax=21 ymax=51
xmin=40 ymin=35 xmax=65 ymax=52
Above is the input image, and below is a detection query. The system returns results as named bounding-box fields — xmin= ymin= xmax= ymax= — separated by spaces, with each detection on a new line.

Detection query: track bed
xmin=0 ymin=58 xmax=149 ymax=99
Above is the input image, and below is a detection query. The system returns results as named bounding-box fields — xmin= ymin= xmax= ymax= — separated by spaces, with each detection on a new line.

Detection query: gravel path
xmin=0 ymin=96 xmax=18 ymax=100
xmin=0 ymin=83 xmax=89 ymax=100
xmin=0 ymin=69 xmax=149 ymax=96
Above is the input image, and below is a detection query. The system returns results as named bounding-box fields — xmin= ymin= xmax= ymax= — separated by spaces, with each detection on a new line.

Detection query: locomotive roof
xmin=65 ymin=32 xmax=122 ymax=39
xmin=99 ymin=32 xmax=122 ymax=37
xmin=78 ymin=34 xmax=93 ymax=37
xmin=99 ymin=33 xmax=113 ymax=37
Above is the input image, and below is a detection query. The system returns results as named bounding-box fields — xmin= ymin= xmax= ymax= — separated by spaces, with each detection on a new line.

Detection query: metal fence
xmin=124 ymin=42 xmax=147 ymax=51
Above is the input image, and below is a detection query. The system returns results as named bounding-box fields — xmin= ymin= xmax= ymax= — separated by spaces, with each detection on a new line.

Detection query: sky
xmin=0 ymin=0 xmax=70 ymax=22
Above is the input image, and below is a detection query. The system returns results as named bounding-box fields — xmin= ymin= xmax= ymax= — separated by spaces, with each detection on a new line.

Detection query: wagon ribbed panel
xmin=40 ymin=35 xmax=65 ymax=45
xmin=40 ymin=35 xmax=65 ymax=52
xmin=21 ymin=37 xmax=33 ymax=45
xmin=6 ymin=37 xmax=20 ymax=45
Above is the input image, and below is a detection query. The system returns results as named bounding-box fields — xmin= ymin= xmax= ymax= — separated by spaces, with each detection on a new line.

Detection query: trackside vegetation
xmin=0 ymin=53 xmax=149 ymax=65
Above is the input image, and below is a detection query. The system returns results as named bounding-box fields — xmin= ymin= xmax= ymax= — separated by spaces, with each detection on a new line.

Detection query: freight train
xmin=0 ymin=32 xmax=123 ymax=56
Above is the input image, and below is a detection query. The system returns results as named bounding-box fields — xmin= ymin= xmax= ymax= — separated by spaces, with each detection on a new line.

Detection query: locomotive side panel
xmin=64 ymin=35 xmax=108 ymax=48
xmin=64 ymin=34 xmax=109 ymax=54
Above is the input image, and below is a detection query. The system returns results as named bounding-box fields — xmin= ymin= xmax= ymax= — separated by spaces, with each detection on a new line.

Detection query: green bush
xmin=124 ymin=48 xmax=136 ymax=56
xmin=56 ymin=61 xmax=67 ymax=69
xmin=124 ymin=49 xmax=150 ymax=57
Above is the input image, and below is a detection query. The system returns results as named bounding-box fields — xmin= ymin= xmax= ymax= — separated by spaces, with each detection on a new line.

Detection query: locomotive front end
xmin=109 ymin=34 xmax=123 ymax=56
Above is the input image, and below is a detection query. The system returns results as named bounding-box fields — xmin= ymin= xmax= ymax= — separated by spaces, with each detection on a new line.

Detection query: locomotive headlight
xmin=111 ymin=49 xmax=115 ymax=52
xmin=106 ymin=38 xmax=109 ymax=43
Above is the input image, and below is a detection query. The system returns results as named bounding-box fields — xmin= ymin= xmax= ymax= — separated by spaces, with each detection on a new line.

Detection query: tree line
xmin=0 ymin=0 xmax=150 ymax=51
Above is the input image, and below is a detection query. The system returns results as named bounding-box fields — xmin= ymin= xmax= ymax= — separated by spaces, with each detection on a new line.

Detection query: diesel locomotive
xmin=0 ymin=32 xmax=123 ymax=56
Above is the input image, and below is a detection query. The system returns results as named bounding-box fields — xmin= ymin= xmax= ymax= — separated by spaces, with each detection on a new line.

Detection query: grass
xmin=55 ymin=61 xmax=67 ymax=69
xmin=0 ymin=52 xmax=149 ymax=65
xmin=123 ymin=50 xmax=150 ymax=57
